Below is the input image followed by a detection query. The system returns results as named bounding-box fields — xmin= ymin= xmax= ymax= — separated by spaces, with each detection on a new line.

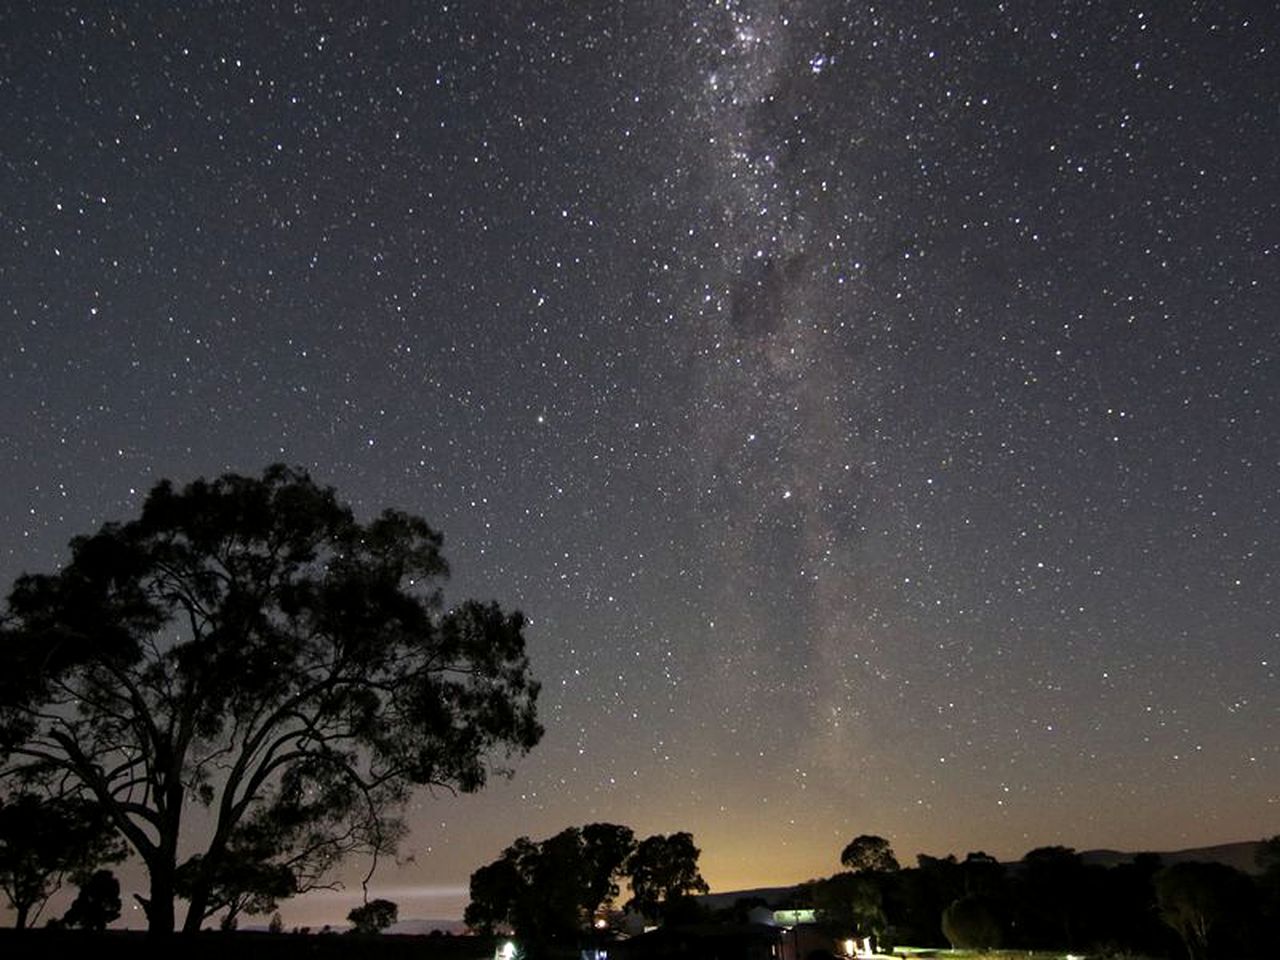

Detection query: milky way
xmin=2 ymin=0 xmax=1276 ymax=927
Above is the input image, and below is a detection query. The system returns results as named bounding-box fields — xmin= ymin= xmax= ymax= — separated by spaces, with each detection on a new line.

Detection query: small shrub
xmin=941 ymin=895 xmax=1002 ymax=951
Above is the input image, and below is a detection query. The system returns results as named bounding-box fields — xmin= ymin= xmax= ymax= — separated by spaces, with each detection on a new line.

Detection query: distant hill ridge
xmin=1077 ymin=839 xmax=1263 ymax=874
xmin=699 ymin=840 xmax=1266 ymax=909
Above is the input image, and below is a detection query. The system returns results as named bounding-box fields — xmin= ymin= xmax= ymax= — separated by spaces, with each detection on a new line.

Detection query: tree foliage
xmin=892 ymin=854 xmax=960 ymax=945
xmin=811 ymin=872 xmax=889 ymax=947
xmin=840 ymin=835 xmax=899 ymax=874
xmin=581 ymin=822 xmax=640 ymax=915
xmin=1018 ymin=845 xmax=1085 ymax=949
xmin=0 ymin=466 xmax=542 ymax=933
xmin=465 ymin=823 xmax=636 ymax=949
xmin=0 ymin=792 xmax=126 ymax=929
xmin=62 ymin=869 xmax=122 ymax=931
xmin=625 ymin=831 xmax=709 ymax=921
xmin=1157 ymin=861 xmax=1256 ymax=960
xmin=348 ymin=897 xmax=398 ymax=934
xmin=176 ymin=847 xmax=297 ymax=931
xmin=960 ymin=851 xmax=1005 ymax=898
xmin=942 ymin=894 xmax=1002 ymax=950
xmin=1259 ymin=835 xmax=1280 ymax=878
xmin=795 ymin=843 xmax=1277 ymax=956
xmin=466 ymin=824 xmax=710 ymax=949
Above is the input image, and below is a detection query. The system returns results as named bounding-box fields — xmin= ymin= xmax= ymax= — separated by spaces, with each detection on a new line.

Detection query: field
xmin=0 ymin=929 xmax=500 ymax=960
xmin=0 ymin=930 xmax=1176 ymax=960
xmin=892 ymin=951 xmax=1138 ymax=960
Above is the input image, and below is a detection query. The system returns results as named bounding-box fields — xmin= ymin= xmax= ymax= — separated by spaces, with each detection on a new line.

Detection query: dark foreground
xmin=0 ymin=929 xmax=498 ymax=960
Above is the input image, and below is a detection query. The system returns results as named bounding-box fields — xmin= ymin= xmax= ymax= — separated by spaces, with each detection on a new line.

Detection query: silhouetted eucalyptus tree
xmin=812 ymin=871 xmax=889 ymax=947
xmin=465 ymin=823 xmax=636 ymax=951
xmin=348 ymin=897 xmax=398 ymax=934
xmin=840 ymin=835 xmax=900 ymax=874
xmin=0 ymin=466 xmax=542 ymax=934
xmin=625 ymin=831 xmax=709 ymax=921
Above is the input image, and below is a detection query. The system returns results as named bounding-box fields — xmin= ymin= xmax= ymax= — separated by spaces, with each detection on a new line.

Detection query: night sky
xmin=2 ymin=0 xmax=1277 ymax=929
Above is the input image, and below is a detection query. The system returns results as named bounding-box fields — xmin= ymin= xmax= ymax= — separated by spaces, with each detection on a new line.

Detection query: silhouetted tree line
xmin=794 ymin=833 xmax=1280 ymax=960
xmin=465 ymin=823 xmax=709 ymax=957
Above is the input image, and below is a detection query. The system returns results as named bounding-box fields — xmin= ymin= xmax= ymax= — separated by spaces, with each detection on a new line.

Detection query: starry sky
xmin=2 ymin=0 xmax=1277 ymax=930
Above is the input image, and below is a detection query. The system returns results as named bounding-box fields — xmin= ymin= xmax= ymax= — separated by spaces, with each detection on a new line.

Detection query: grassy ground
xmin=0 ymin=931 xmax=1166 ymax=960
xmin=0 ymin=928 xmax=500 ymax=960
xmin=892 ymin=950 xmax=1108 ymax=960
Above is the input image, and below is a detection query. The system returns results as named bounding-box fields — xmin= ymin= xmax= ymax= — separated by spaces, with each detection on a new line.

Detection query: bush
xmin=942 ymin=895 xmax=1002 ymax=950
xmin=347 ymin=898 xmax=398 ymax=934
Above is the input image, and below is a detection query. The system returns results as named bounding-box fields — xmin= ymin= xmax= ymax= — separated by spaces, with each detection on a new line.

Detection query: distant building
xmin=607 ymin=922 xmax=781 ymax=960
xmin=769 ymin=908 xmax=818 ymax=927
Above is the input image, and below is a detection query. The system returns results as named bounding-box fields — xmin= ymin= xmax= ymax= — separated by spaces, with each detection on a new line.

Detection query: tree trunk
xmin=182 ymin=827 xmax=230 ymax=933
xmin=144 ymin=857 xmax=178 ymax=935
xmin=182 ymin=881 xmax=210 ymax=934
xmin=14 ymin=902 xmax=29 ymax=930
xmin=147 ymin=769 xmax=186 ymax=935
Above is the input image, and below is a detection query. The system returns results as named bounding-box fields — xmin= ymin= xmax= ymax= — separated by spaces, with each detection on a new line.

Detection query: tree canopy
xmin=625 ymin=831 xmax=709 ymax=920
xmin=941 ymin=893 xmax=1003 ymax=950
xmin=1157 ymin=860 xmax=1257 ymax=960
xmin=1019 ymin=845 xmax=1086 ymax=948
xmin=0 ymin=792 xmax=126 ymax=929
xmin=840 ymin=834 xmax=899 ymax=874
xmin=811 ymin=871 xmax=889 ymax=946
xmin=61 ymin=869 xmax=122 ymax=931
xmin=0 ymin=465 xmax=542 ymax=933
xmin=465 ymin=823 xmax=710 ymax=950
xmin=348 ymin=897 xmax=398 ymax=934
xmin=465 ymin=823 xmax=636 ymax=949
